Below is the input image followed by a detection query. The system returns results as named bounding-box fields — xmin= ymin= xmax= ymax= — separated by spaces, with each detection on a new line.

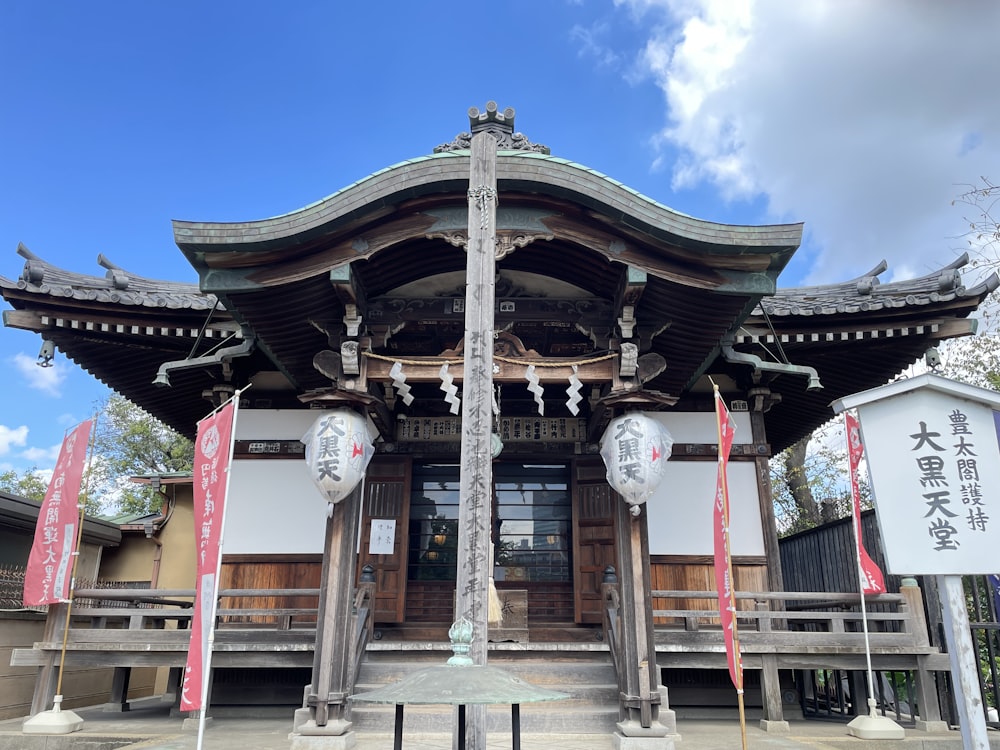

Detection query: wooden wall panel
xmin=650 ymin=556 xmax=767 ymax=625
xmin=219 ymin=555 xmax=321 ymax=625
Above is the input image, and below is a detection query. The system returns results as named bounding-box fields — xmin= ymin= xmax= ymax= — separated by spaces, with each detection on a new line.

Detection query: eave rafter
xmin=735 ymin=317 xmax=977 ymax=347
xmin=3 ymin=307 xmax=238 ymax=340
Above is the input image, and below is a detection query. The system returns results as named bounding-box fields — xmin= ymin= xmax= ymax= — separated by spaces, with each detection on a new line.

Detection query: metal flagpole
xmin=195 ymin=389 xmax=244 ymax=750
xmin=844 ymin=411 xmax=904 ymax=739
xmin=711 ymin=382 xmax=747 ymax=750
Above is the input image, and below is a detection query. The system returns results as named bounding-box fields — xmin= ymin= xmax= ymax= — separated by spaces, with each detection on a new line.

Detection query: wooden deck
xmin=11 ymin=584 xmax=949 ymax=727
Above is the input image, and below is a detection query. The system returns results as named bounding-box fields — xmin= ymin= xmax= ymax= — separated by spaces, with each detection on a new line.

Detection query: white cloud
xmin=620 ymin=0 xmax=1000 ymax=284
xmin=571 ymin=21 xmax=625 ymax=70
xmin=12 ymin=352 xmax=66 ymax=396
xmin=0 ymin=425 xmax=29 ymax=456
xmin=21 ymin=443 xmax=62 ymax=466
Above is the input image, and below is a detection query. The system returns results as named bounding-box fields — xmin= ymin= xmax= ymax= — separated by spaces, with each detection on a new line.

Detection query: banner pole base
xmin=22 ymin=695 xmax=84 ymax=735
xmin=846 ymin=699 xmax=905 ymax=740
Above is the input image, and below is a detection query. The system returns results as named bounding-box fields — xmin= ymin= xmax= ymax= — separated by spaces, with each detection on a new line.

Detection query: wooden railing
xmin=602 ymin=584 xmax=948 ymax=728
xmin=13 ymin=583 xmax=375 ymax=717
xmin=16 ymin=582 xmax=948 ymax=727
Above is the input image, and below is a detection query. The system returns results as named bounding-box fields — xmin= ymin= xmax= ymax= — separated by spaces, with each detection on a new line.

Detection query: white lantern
xmin=599 ymin=413 xmax=673 ymax=515
xmin=302 ymin=409 xmax=375 ymax=504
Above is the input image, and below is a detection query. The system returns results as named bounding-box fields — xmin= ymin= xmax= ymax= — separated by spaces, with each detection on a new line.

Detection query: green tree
xmin=770 ymin=422 xmax=868 ymax=536
xmin=88 ymin=394 xmax=194 ymax=515
xmin=0 ymin=468 xmax=49 ymax=502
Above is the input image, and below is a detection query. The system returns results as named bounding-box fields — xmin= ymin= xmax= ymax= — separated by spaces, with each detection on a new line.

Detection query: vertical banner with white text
xmin=845 ymin=412 xmax=885 ymax=594
xmin=180 ymin=400 xmax=237 ymax=712
xmin=713 ymin=390 xmax=743 ymax=690
xmin=23 ymin=419 xmax=93 ymax=607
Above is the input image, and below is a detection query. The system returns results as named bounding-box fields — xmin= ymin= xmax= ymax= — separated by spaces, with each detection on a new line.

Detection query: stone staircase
xmin=349 ymin=644 xmax=621 ymax=734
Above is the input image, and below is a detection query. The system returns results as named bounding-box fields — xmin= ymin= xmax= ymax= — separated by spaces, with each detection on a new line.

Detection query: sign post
xmin=834 ymin=373 xmax=1000 ymax=748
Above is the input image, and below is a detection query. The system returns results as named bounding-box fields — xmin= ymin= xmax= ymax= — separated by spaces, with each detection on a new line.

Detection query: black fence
xmin=779 ymin=511 xmax=1000 ymax=726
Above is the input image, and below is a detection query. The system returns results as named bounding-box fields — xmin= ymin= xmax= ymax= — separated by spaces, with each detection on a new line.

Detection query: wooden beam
xmin=615 ymin=266 xmax=646 ymax=340
xmin=366 ymin=296 xmax=613 ymax=325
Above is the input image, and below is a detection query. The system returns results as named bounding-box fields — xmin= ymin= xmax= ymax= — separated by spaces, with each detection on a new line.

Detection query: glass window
xmin=408 ymin=464 xmax=460 ymax=580
xmin=407 ymin=462 xmax=572 ymax=584
xmin=493 ymin=463 xmax=571 ymax=583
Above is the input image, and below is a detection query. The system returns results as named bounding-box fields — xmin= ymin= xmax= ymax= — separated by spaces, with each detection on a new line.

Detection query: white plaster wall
xmin=225 ymin=410 xmax=327 ymax=554
xmin=653 ymin=410 xmax=753 ymax=445
xmin=643 ymin=411 xmax=763 ymax=556
xmin=221 ymin=409 xmax=764 ymax=557
xmin=235 ymin=409 xmax=319 ymax=440
xmin=646 ymin=461 xmax=765 ymax=556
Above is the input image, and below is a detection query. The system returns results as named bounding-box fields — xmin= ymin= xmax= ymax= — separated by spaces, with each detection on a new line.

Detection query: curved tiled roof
xmin=0 ymin=244 xmax=218 ymax=311
xmin=757 ymin=254 xmax=997 ymax=317
xmin=173 ymin=151 xmax=804 ymax=271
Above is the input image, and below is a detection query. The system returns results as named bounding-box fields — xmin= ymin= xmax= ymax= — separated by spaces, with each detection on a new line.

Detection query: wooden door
xmin=357 ymin=456 xmax=411 ymax=623
xmin=572 ymin=457 xmax=618 ymax=623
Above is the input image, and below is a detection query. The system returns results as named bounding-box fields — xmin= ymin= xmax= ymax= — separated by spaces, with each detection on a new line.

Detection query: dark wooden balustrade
xmin=601 ymin=585 xmax=948 ymax=728
xmin=12 ymin=582 xmax=375 ymax=716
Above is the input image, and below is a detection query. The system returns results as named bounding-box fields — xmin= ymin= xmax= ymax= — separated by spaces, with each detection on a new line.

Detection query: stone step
xmin=349 ymin=704 xmax=620 ymax=734
xmin=353 ymin=647 xmax=621 ymax=734
xmin=358 ymin=657 xmax=616 ymax=688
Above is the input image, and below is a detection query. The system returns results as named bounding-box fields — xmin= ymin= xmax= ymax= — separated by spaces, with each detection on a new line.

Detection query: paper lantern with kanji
xmin=302 ymin=409 xmax=375 ymax=504
xmin=599 ymin=413 xmax=674 ymax=515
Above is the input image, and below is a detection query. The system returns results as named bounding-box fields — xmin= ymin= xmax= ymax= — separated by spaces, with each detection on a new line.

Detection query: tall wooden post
xmin=291 ymin=481 xmax=363 ymax=747
xmin=454 ymin=130 xmax=498 ymax=749
xmin=613 ymin=499 xmax=676 ymax=746
xmin=747 ymin=387 xmax=784 ymax=595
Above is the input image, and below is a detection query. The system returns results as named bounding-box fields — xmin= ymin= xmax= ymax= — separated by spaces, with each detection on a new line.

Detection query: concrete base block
xmin=21 ymin=708 xmax=84 ymax=735
xmin=292 ymin=707 xmax=312 ymax=734
xmin=289 ymin=721 xmax=356 ymax=750
xmin=613 ymin=730 xmax=679 ymax=750
xmin=759 ymin=719 xmax=790 ymax=733
xmin=914 ymin=719 xmax=950 ymax=733
xmin=846 ymin=712 xmax=906 ymax=740
xmin=181 ymin=716 xmax=213 ymax=731
xmin=655 ymin=686 xmax=677 ymax=734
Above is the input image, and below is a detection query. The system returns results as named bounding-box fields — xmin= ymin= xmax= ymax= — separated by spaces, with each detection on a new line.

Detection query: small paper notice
xmin=369 ymin=519 xmax=396 ymax=555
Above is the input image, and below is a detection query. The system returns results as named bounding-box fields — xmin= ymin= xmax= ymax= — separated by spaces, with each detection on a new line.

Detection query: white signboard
xmin=835 ymin=375 xmax=1000 ymax=575
xmin=369 ymin=519 xmax=396 ymax=555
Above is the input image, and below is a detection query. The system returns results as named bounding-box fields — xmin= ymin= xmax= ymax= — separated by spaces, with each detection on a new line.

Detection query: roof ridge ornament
xmin=434 ymin=101 xmax=550 ymax=155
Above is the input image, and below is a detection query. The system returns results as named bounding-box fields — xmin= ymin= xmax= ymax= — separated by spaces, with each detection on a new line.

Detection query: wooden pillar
xmin=748 ymin=387 xmax=784 ymax=594
xmin=755 ymin=601 xmax=789 ymax=731
xmin=29 ymin=602 xmax=69 ymax=715
xmin=299 ymin=481 xmax=363 ymax=734
xmin=105 ymin=667 xmax=132 ymax=712
xmin=899 ymin=578 xmax=946 ymax=729
xmin=454 ymin=130 xmax=498 ymax=749
xmin=613 ymin=499 xmax=673 ymax=741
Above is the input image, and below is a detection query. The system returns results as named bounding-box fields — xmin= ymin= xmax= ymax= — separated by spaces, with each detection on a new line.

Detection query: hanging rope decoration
xmin=492 ymin=384 xmax=501 ymax=418
xmin=467 ymin=185 xmax=498 ymax=231
xmin=525 ymin=364 xmax=545 ymax=416
xmin=566 ymin=364 xmax=583 ymax=416
xmin=438 ymin=362 xmax=460 ymax=415
xmin=388 ymin=361 xmax=414 ymax=406
xmin=368 ymin=352 xmax=618 ymax=413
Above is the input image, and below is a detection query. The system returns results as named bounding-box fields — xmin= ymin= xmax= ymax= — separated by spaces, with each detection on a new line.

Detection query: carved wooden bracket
xmin=425 ymin=229 xmax=554 ymax=260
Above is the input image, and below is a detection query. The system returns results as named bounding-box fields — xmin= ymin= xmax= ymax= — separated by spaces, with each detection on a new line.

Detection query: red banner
xmin=712 ymin=390 xmax=742 ymax=690
xmin=181 ymin=400 xmax=236 ymax=712
xmin=845 ymin=412 xmax=885 ymax=594
xmin=23 ymin=419 xmax=93 ymax=607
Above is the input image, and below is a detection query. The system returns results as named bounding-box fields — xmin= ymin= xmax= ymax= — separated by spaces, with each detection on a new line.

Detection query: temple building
xmin=3 ymin=103 xmax=994 ymax=745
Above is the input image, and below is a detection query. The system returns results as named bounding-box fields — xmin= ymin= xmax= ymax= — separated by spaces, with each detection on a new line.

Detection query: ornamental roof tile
xmin=0 ymin=244 xmax=218 ymax=311
xmin=756 ymin=254 xmax=997 ymax=318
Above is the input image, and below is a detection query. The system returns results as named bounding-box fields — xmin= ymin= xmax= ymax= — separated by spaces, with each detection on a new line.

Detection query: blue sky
xmin=2 ymin=1 xmax=998 ymax=475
